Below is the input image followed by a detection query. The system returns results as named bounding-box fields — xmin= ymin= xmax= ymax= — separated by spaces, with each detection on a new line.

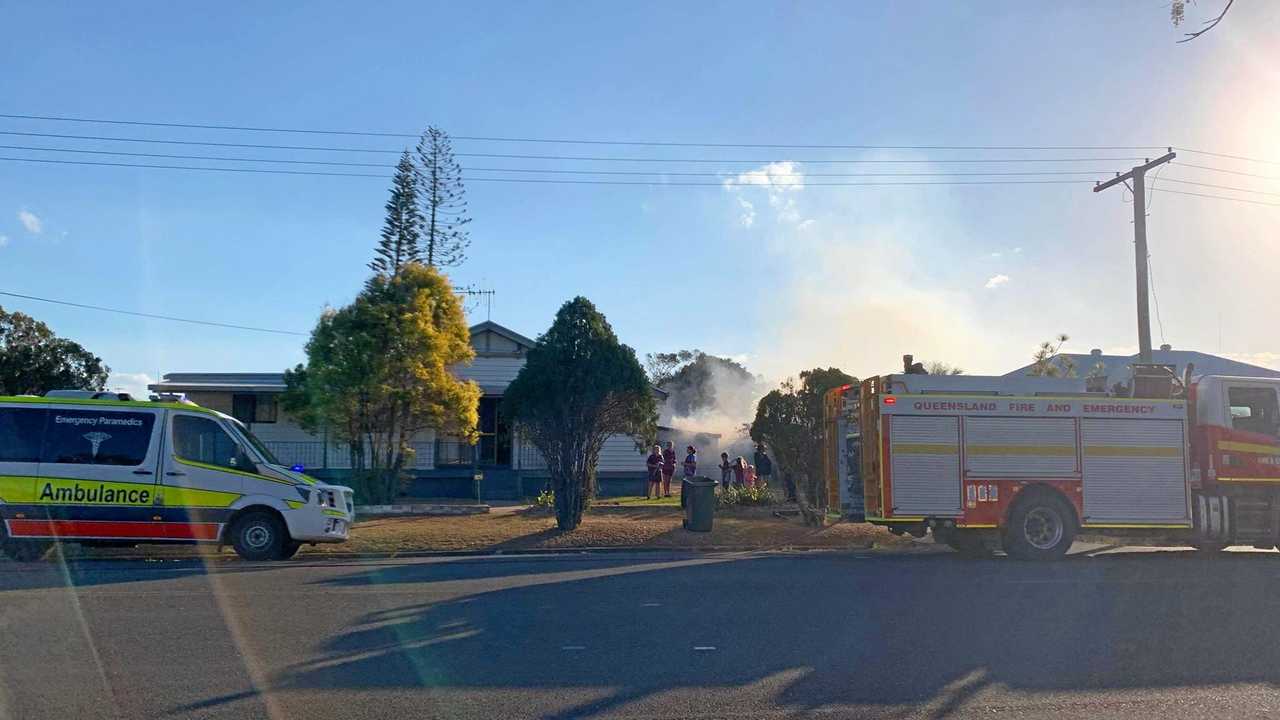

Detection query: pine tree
xmin=415 ymin=126 xmax=471 ymax=267
xmin=368 ymin=151 xmax=424 ymax=277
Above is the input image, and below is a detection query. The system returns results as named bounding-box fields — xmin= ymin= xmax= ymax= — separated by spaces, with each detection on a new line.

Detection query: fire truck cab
xmin=858 ymin=371 xmax=1280 ymax=559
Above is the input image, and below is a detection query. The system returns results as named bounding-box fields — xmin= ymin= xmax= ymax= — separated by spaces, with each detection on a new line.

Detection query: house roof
xmin=150 ymin=372 xmax=286 ymax=393
xmin=150 ymin=319 xmax=671 ymax=397
xmin=1002 ymin=347 xmax=1280 ymax=381
xmin=469 ymin=320 xmax=536 ymax=350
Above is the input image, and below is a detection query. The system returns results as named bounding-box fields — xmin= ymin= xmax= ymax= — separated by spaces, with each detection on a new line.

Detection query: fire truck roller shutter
xmin=1082 ymin=418 xmax=1189 ymax=524
xmin=964 ymin=417 xmax=1079 ymax=476
xmin=889 ymin=416 xmax=961 ymax=516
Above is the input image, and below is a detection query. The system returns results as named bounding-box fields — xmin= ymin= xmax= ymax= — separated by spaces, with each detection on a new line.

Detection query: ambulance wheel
xmin=278 ymin=541 xmax=302 ymax=560
xmin=0 ymin=522 xmax=51 ymax=562
xmin=1003 ymin=491 xmax=1075 ymax=561
xmin=229 ymin=510 xmax=289 ymax=561
xmin=1 ymin=539 xmax=51 ymax=562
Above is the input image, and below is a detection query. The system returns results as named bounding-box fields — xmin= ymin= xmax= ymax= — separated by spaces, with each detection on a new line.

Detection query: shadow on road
xmin=164 ymin=549 xmax=1280 ymax=717
xmin=0 ymin=556 xmax=280 ymax=591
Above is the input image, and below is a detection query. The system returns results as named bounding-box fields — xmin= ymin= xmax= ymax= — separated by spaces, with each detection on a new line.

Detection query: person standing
xmin=718 ymin=452 xmax=733 ymax=491
xmin=661 ymin=441 xmax=677 ymax=498
xmin=732 ymin=456 xmax=747 ymax=488
xmin=745 ymin=463 xmax=757 ymax=488
xmin=645 ymin=444 xmax=663 ymax=499
xmin=754 ymin=445 xmax=774 ymax=488
xmin=683 ymin=445 xmax=698 ymax=482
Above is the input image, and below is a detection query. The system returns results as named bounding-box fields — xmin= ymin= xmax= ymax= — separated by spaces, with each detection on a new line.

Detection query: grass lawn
xmin=51 ymin=500 xmax=918 ymax=560
xmin=306 ymin=504 xmax=917 ymax=555
xmin=593 ymin=494 xmax=683 ymax=507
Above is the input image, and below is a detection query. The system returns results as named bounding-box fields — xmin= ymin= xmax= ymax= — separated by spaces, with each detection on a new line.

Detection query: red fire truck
xmin=855 ymin=367 xmax=1280 ymax=559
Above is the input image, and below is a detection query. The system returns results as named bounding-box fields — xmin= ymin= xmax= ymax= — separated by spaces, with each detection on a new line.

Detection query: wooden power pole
xmin=1093 ymin=150 xmax=1175 ymax=364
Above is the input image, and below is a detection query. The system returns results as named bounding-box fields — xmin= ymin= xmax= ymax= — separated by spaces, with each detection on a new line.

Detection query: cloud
xmin=18 ymin=209 xmax=42 ymax=234
xmin=985 ymin=274 xmax=1010 ymax=289
xmin=723 ymin=160 xmax=804 ymax=191
xmin=724 ymin=161 xmax=809 ymax=227
xmin=989 ymin=251 xmax=1002 ymax=259
xmin=737 ymin=197 xmax=756 ymax=227
xmin=0 ymin=234 xmax=8 ymax=247
xmin=1013 ymin=247 xmax=1023 ymax=254
xmin=107 ymin=372 xmax=156 ymax=399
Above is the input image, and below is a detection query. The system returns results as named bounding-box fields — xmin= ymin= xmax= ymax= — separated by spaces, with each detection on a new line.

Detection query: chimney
xmin=1160 ymin=343 xmax=1172 ymax=352
xmin=1090 ymin=348 xmax=1102 ymax=357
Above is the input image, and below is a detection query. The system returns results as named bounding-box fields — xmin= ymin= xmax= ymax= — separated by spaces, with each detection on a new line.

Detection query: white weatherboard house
xmin=149 ymin=321 xmax=658 ymax=499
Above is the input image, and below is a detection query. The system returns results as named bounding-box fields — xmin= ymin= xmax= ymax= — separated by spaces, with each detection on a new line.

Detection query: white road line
xmin=641 ymin=602 xmax=662 ymax=607
xmin=561 ymin=645 xmax=587 ymax=651
xmin=693 ymin=646 xmax=716 ymax=651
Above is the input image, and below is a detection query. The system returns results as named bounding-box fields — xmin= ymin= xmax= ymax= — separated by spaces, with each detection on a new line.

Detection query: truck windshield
xmin=227 ymin=419 xmax=281 ymax=466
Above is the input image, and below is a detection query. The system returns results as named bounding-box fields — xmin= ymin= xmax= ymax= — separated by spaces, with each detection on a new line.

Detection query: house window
xmin=231 ymin=394 xmax=277 ymax=425
xmin=1228 ymin=387 xmax=1280 ymax=437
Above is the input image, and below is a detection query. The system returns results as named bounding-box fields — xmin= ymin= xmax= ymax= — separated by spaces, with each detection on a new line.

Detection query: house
xmin=1003 ymin=344 xmax=1280 ymax=382
xmin=149 ymin=321 xmax=662 ymax=499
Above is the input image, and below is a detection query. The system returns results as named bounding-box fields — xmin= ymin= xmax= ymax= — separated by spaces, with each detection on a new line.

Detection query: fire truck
xmin=849 ymin=364 xmax=1280 ymax=559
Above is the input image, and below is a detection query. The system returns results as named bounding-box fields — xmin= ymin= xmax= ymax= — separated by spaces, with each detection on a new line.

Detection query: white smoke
xmin=659 ymin=357 xmax=769 ymax=458
xmin=659 ymin=160 xmax=1004 ymax=449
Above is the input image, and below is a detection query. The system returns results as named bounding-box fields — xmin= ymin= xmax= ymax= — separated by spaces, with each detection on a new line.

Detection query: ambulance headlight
xmin=294 ymin=486 xmax=312 ymax=503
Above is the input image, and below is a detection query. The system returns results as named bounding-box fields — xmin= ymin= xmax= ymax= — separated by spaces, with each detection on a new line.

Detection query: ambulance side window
xmin=41 ymin=410 xmax=155 ymax=466
xmin=0 ymin=408 xmax=46 ymax=462
xmin=173 ymin=416 xmax=248 ymax=471
xmin=1228 ymin=387 xmax=1280 ymax=437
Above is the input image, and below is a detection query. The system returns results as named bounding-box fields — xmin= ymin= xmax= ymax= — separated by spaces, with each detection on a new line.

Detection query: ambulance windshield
xmin=227 ymin=418 xmax=281 ymax=466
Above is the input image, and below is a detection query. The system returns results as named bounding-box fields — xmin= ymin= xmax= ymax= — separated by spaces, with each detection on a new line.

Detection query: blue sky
xmin=2 ymin=1 xmax=1278 ymax=397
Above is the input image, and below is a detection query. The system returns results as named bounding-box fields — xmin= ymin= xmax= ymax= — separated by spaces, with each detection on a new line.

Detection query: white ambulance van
xmin=0 ymin=391 xmax=354 ymax=561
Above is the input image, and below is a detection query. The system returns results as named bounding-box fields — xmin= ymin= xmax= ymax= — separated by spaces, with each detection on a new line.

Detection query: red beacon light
xmin=883 ymin=396 xmax=897 ymax=405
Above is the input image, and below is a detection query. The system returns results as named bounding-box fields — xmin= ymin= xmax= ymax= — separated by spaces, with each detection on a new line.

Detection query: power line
xmin=0 ymin=290 xmax=308 ymax=336
xmin=0 ymin=130 xmax=403 ymax=155
xmin=1160 ymin=176 xmax=1280 ymax=198
xmin=0 ymin=155 xmax=1101 ymax=186
xmin=0 ymin=130 xmax=1147 ymax=165
xmin=1171 ymin=161 xmax=1280 ymax=181
xmin=1150 ymin=187 xmax=1280 ymax=207
xmin=0 ymin=144 xmax=1117 ymax=177
xmin=0 ymin=155 xmax=384 ymax=177
xmin=0 ymin=144 xmax=390 ymax=168
xmin=1174 ymin=147 xmax=1280 ymax=167
xmin=0 ymin=112 xmax=1167 ymax=151
xmin=1148 ymin=256 xmax=1166 ymax=345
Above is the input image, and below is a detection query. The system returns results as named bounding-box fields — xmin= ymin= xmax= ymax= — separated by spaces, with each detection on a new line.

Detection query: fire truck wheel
xmin=1192 ymin=541 xmax=1227 ymax=553
xmin=946 ymin=531 xmax=995 ymax=559
xmin=1004 ymin=491 xmax=1075 ymax=561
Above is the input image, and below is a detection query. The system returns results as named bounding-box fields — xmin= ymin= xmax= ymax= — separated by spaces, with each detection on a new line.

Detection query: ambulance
xmin=850 ymin=366 xmax=1280 ymax=559
xmin=0 ymin=391 xmax=354 ymax=561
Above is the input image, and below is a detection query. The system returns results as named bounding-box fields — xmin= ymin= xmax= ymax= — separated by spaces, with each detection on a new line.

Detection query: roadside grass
xmin=593 ymin=494 xmax=683 ymax=507
xmin=308 ymin=505 xmax=917 ymax=555
xmin=51 ymin=500 xmax=918 ymax=560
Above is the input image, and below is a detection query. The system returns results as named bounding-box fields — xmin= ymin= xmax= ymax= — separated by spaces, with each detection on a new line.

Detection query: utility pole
xmin=1093 ymin=150 xmax=1175 ymax=364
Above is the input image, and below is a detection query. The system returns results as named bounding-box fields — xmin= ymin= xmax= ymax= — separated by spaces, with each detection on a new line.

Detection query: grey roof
xmin=1003 ymin=348 xmax=1280 ymax=381
xmin=149 ymin=321 xmax=672 ymax=397
xmin=150 ymin=372 xmax=286 ymax=392
xmin=470 ymin=320 xmax=536 ymax=350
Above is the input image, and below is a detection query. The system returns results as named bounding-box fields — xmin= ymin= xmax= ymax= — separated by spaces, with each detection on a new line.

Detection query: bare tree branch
xmin=1177 ymin=0 xmax=1234 ymax=43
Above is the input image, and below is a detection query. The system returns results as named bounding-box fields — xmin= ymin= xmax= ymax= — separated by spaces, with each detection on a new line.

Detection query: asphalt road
xmin=6 ymin=546 xmax=1280 ymax=719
